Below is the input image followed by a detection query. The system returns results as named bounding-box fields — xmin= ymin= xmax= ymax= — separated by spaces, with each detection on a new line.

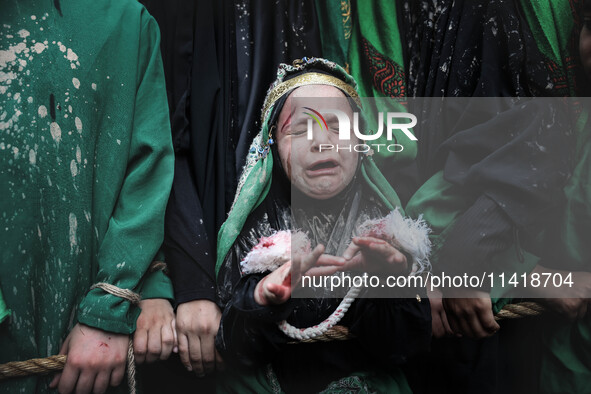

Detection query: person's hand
xmin=49 ymin=323 xmax=129 ymax=394
xmin=134 ymin=298 xmax=177 ymax=364
xmin=542 ymin=272 xmax=591 ymax=320
xmin=254 ymin=244 xmax=345 ymax=306
xmin=545 ymin=296 xmax=591 ymax=320
xmin=527 ymin=265 xmax=591 ymax=320
xmin=175 ymin=299 xmax=223 ymax=377
xmin=341 ymin=236 xmax=408 ymax=274
xmin=428 ymin=285 xmax=454 ymax=338
xmin=442 ymin=288 xmax=500 ymax=339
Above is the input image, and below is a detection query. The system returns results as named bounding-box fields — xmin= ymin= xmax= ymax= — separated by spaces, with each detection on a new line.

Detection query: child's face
xmin=275 ymin=85 xmax=359 ymax=200
xmin=581 ymin=0 xmax=591 ymax=80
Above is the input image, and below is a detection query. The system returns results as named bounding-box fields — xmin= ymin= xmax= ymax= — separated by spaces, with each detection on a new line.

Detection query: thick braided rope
xmin=0 ymin=301 xmax=549 ymax=375
xmin=285 ymin=301 xmax=545 ymax=343
xmin=278 ymin=286 xmax=361 ymax=341
xmin=494 ymin=301 xmax=545 ymax=320
xmin=0 ymin=355 xmax=67 ymax=380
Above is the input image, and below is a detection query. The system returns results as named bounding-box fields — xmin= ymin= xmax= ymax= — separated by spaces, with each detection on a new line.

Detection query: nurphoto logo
xmin=304 ymin=108 xmax=417 ymax=153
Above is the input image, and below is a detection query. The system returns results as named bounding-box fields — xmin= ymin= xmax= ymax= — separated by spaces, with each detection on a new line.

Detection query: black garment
xmin=215 ymin=165 xmax=431 ymax=393
xmin=396 ymin=2 xmax=577 ymax=394
xmin=140 ymin=0 xmax=322 ymax=304
xmin=399 ymin=0 xmax=575 ymax=278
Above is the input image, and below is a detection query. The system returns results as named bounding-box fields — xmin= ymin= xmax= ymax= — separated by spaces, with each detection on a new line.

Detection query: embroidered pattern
xmin=362 ymin=37 xmax=406 ymax=98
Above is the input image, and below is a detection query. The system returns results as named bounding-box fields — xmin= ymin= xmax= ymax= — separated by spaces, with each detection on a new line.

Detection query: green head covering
xmin=215 ymin=57 xmax=402 ymax=277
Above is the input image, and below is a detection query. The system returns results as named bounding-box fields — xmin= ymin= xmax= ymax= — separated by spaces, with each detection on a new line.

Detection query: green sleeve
xmin=406 ymin=170 xmax=540 ymax=299
xmin=77 ymin=11 xmax=174 ymax=334
xmin=139 ymin=269 xmax=174 ymax=301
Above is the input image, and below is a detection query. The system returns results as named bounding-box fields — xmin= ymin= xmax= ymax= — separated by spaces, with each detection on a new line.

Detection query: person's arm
xmin=51 ymin=9 xmax=174 ymax=393
xmin=429 ymin=97 xmax=572 ymax=337
xmin=163 ymin=152 xmax=226 ymax=376
xmin=75 ymin=11 xmax=174 ymax=336
xmin=164 ymin=153 xmax=217 ymax=304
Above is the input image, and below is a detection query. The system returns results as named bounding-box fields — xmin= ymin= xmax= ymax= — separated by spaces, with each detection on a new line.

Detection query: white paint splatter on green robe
xmin=0 ymin=0 xmax=174 ymax=392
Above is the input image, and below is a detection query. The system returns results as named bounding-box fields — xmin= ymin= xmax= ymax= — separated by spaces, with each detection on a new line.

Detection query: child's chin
xmin=299 ymin=183 xmax=345 ymax=200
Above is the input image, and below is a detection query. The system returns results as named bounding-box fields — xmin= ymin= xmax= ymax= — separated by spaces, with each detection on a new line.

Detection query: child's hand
xmin=134 ymin=298 xmax=177 ymax=364
xmin=341 ymin=236 xmax=408 ymax=274
xmin=49 ymin=323 xmax=129 ymax=394
xmin=254 ymin=244 xmax=345 ymax=305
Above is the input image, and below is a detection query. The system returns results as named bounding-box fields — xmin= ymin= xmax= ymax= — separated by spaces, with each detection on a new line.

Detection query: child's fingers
xmin=342 ymin=242 xmax=361 ymax=260
xmin=365 ymin=242 xmax=407 ymax=266
xmin=315 ymin=255 xmax=345 ymax=267
xmin=351 ymin=237 xmax=409 ymax=273
xmin=339 ymin=254 xmax=364 ymax=271
xmin=296 ymin=244 xmax=325 ymax=277
xmin=352 ymin=236 xmax=387 ymax=247
xmin=305 ymin=265 xmax=341 ymax=277
xmin=265 ymin=282 xmax=290 ymax=303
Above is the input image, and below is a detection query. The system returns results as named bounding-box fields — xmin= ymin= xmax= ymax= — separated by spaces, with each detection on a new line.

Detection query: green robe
xmin=0 ymin=0 xmax=174 ymax=392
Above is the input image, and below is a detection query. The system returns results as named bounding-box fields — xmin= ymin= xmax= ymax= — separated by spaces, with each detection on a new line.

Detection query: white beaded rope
xmin=277 ymin=286 xmax=361 ymax=341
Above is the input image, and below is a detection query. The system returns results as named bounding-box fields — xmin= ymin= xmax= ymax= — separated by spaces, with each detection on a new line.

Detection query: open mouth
xmin=309 ymin=160 xmax=339 ymax=171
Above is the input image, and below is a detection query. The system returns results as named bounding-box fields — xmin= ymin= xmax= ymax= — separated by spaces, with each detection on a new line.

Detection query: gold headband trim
xmin=261 ymin=72 xmax=361 ymax=123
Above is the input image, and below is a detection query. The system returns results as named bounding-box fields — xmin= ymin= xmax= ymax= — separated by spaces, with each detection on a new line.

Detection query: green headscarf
xmin=215 ymin=57 xmax=403 ymax=277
